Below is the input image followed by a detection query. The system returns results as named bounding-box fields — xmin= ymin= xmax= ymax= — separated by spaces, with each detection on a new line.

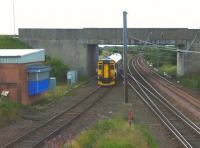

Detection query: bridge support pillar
xmin=177 ymin=51 xmax=185 ymax=76
xmin=176 ymin=41 xmax=191 ymax=76
xmin=86 ymin=44 xmax=98 ymax=76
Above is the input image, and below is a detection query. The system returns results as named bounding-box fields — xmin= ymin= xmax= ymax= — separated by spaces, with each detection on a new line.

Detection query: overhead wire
xmin=128 ymin=31 xmax=200 ymax=54
xmin=187 ymin=30 xmax=200 ymax=50
xmin=128 ymin=30 xmax=200 ymax=64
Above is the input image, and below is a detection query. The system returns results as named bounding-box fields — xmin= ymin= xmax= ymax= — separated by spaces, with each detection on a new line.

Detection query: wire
xmin=141 ymin=32 xmax=152 ymax=51
xmin=187 ymin=30 xmax=200 ymax=50
xmin=128 ymin=35 xmax=200 ymax=54
xmin=12 ymin=0 xmax=16 ymax=35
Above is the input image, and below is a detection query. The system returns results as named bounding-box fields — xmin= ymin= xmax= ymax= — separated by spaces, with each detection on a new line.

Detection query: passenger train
xmin=97 ymin=53 xmax=122 ymax=86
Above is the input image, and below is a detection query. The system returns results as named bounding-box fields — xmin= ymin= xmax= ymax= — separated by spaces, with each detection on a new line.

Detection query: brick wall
xmin=0 ymin=63 xmax=43 ymax=104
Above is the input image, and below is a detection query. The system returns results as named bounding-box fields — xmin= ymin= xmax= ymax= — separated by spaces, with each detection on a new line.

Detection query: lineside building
xmin=0 ymin=49 xmax=50 ymax=105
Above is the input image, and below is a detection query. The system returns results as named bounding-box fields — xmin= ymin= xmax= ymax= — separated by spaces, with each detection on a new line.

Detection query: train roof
xmin=108 ymin=53 xmax=122 ymax=63
xmin=98 ymin=58 xmax=114 ymax=62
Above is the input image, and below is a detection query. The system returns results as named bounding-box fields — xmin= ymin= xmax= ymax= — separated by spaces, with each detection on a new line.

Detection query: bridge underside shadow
xmin=87 ymin=44 xmax=98 ymax=76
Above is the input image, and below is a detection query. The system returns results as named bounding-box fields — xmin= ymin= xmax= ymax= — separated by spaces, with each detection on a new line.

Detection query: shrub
xmin=143 ymin=46 xmax=177 ymax=67
xmin=45 ymin=56 xmax=69 ymax=82
xmin=0 ymin=97 xmax=22 ymax=126
xmin=75 ymin=118 xmax=157 ymax=148
xmin=159 ymin=64 xmax=177 ymax=76
xmin=178 ymin=74 xmax=200 ymax=90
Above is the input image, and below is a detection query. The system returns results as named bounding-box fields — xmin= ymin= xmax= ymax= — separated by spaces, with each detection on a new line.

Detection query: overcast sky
xmin=0 ymin=0 xmax=200 ymax=35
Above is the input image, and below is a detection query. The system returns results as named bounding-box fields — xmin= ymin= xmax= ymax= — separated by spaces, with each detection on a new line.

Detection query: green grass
xmin=0 ymin=35 xmax=30 ymax=49
xmin=158 ymin=64 xmax=177 ymax=76
xmin=157 ymin=66 xmax=200 ymax=90
xmin=68 ymin=118 xmax=157 ymax=148
xmin=0 ymin=97 xmax=22 ymax=127
xmin=178 ymin=74 xmax=200 ymax=90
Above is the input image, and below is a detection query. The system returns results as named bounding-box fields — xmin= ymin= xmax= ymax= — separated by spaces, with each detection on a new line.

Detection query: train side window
xmin=98 ymin=65 xmax=103 ymax=69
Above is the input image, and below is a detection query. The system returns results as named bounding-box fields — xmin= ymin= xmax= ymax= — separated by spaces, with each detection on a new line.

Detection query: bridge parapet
xmin=19 ymin=28 xmax=199 ymax=41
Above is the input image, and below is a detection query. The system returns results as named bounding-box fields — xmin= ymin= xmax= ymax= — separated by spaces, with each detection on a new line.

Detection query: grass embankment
xmin=0 ymin=98 xmax=22 ymax=127
xmin=0 ymin=35 xmax=30 ymax=48
xmin=151 ymin=58 xmax=200 ymax=90
xmin=158 ymin=64 xmax=177 ymax=76
xmin=67 ymin=118 xmax=157 ymax=148
xmin=178 ymin=74 xmax=200 ymax=90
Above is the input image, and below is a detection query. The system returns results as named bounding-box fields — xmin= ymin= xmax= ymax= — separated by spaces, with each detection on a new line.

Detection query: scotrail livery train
xmin=97 ymin=53 xmax=122 ymax=86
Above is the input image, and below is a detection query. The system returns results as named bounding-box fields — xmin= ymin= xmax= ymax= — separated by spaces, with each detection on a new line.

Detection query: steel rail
xmin=135 ymin=57 xmax=200 ymax=133
xmin=128 ymin=69 xmax=200 ymax=135
xmin=127 ymin=62 xmax=192 ymax=147
xmin=138 ymin=56 xmax=200 ymax=108
xmin=127 ymin=57 xmax=199 ymax=148
xmin=2 ymin=86 xmax=103 ymax=148
xmin=127 ymin=80 xmax=191 ymax=148
xmin=32 ymin=87 xmax=111 ymax=148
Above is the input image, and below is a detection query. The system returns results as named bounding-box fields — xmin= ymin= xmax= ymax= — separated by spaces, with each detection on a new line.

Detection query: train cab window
xmin=98 ymin=65 xmax=103 ymax=70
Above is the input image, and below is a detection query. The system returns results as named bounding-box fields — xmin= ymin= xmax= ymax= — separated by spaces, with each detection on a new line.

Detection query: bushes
xmin=178 ymin=74 xmax=200 ymax=90
xmin=0 ymin=98 xmax=22 ymax=126
xmin=45 ymin=56 xmax=69 ymax=82
xmin=143 ymin=46 xmax=177 ymax=67
xmin=159 ymin=64 xmax=177 ymax=76
xmin=75 ymin=118 xmax=157 ymax=148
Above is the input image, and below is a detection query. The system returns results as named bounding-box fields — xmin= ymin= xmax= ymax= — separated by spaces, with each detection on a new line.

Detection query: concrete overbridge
xmin=19 ymin=28 xmax=200 ymax=76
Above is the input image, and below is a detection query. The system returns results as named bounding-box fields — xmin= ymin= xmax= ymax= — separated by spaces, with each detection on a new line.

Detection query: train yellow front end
xmin=97 ymin=59 xmax=116 ymax=86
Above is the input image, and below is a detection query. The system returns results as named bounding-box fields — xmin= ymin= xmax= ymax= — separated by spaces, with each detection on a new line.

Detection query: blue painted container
xmin=27 ymin=65 xmax=50 ymax=96
xmin=28 ymin=79 xmax=49 ymax=96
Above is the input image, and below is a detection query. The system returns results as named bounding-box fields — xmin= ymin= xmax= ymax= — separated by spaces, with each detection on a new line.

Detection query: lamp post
xmin=123 ymin=11 xmax=128 ymax=103
xmin=12 ymin=0 xmax=16 ymax=35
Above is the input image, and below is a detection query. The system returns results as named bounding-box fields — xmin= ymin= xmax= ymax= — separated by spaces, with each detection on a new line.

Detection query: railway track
xmin=127 ymin=56 xmax=200 ymax=148
xmin=138 ymin=57 xmax=200 ymax=111
xmin=2 ymin=86 xmax=111 ymax=148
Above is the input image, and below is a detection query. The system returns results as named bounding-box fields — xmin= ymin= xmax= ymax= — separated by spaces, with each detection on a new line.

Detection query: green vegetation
xmin=128 ymin=45 xmax=142 ymax=55
xmin=68 ymin=118 xmax=157 ymax=148
xmin=127 ymin=45 xmax=177 ymax=67
xmin=142 ymin=46 xmax=200 ymax=90
xmin=99 ymin=46 xmax=123 ymax=55
xmin=45 ymin=56 xmax=69 ymax=82
xmin=178 ymin=74 xmax=200 ymax=90
xmin=143 ymin=46 xmax=177 ymax=67
xmin=0 ymin=35 xmax=30 ymax=49
xmin=129 ymin=45 xmax=177 ymax=77
xmin=158 ymin=64 xmax=177 ymax=76
xmin=0 ymin=97 xmax=22 ymax=127
xmin=98 ymin=46 xmax=123 ymax=59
